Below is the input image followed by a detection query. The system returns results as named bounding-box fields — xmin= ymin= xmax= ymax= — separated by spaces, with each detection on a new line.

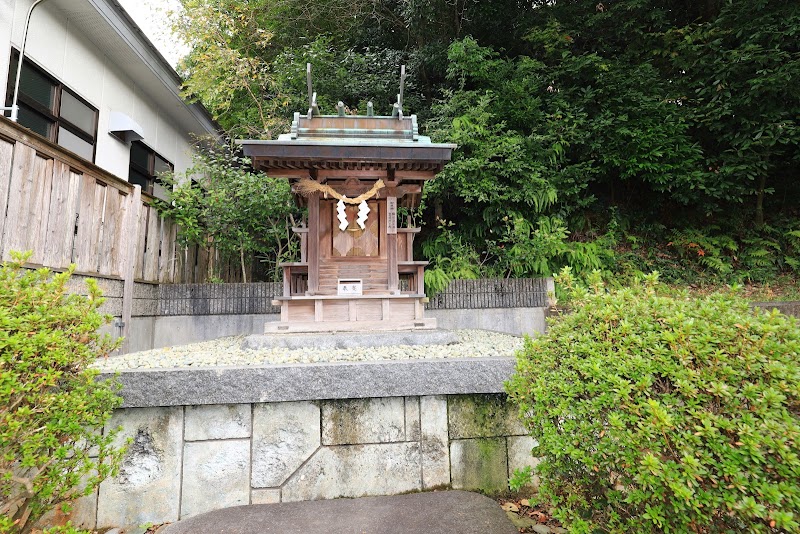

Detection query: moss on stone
xmin=451 ymin=437 xmax=509 ymax=494
xmin=448 ymin=394 xmax=521 ymax=439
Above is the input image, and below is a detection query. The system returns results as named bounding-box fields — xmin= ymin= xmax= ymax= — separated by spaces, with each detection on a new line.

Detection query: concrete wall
xmin=751 ymin=301 xmax=800 ymax=318
xmin=58 ymin=394 xmax=536 ymax=530
xmin=127 ymin=313 xmax=281 ymax=352
xmin=429 ymin=307 xmax=546 ymax=337
xmin=121 ymin=277 xmax=554 ymax=350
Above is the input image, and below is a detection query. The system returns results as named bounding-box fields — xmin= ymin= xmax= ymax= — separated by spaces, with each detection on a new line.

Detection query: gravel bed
xmin=92 ymin=329 xmax=524 ymax=371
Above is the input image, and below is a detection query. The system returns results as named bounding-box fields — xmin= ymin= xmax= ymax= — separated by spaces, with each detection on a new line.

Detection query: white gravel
xmin=92 ymin=329 xmax=523 ymax=371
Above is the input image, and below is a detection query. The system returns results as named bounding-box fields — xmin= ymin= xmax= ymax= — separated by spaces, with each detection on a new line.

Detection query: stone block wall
xmin=67 ymin=394 xmax=536 ymax=529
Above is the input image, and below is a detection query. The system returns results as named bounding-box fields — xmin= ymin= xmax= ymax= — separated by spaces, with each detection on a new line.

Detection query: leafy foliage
xmin=168 ymin=0 xmax=800 ymax=287
xmin=0 ymin=253 xmax=124 ymax=534
xmin=155 ymin=141 xmax=299 ymax=282
xmin=507 ymin=269 xmax=800 ymax=533
xmin=665 ymin=0 xmax=800 ymax=225
xmin=508 ymin=466 xmax=534 ymax=493
xmin=421 ymin=219 xmax=484 ymax=295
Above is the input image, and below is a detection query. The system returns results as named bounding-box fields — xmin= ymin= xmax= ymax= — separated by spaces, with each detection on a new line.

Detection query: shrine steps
xmin=267 ymin=294 xmax=433 ymax=333
xmin=263 ymin=318 xmax=436 ymax=334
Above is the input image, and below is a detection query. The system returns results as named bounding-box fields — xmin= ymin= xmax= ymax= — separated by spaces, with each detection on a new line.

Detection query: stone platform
xmin=241 ymin=329 xmax=459 ymax=351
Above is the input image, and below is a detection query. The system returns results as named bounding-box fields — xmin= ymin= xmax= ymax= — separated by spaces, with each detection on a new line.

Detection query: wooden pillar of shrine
xmin=386 ymin=193 xmax=399 ymax=294
xmin=307 ymin=192 xmax=320 ymax=295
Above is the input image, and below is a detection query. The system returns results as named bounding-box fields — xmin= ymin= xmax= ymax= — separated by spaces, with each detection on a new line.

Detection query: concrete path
xmin=158 ymin=490 xmax=518 ymax=534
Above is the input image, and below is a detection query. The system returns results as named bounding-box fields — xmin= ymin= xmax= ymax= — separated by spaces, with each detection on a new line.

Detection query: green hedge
xmin=0 ymin=253 xmax=125 ymax=533
xmin=507 ymin=270 xmax=800 ymax=533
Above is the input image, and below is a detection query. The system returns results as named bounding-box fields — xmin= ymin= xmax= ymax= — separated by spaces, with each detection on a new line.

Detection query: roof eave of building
xmin=90 ymin=0 xmax=220 ymax=136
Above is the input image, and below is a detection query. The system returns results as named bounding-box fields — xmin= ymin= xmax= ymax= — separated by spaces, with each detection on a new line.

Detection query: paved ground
xmin=158 ymin=490 xmax=518 ymax=534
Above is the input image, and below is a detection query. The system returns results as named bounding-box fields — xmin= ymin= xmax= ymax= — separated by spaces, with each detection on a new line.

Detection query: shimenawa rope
xmin=294 ymin=179 xmax=385 ymax=204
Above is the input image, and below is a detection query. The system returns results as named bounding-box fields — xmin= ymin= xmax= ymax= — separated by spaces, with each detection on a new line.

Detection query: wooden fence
xmin=0 ymin=118 xmax=248 ymax=283
xmin=0 ymin=117 xmax=247 ymax=348
xmin=2 ymin=118 xmax=159 ymax=281
xmin=153 ymin=278 xmax=553 ymax=317
xmin=425 ymin=278 xmax=552 ymax=309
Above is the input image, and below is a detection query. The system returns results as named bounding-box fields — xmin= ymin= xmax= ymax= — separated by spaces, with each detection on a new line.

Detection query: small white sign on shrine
xmin=386 ymin=197 xmax=397 ymax=235
xmin=338 ymin=279 xmax=363 ymax=296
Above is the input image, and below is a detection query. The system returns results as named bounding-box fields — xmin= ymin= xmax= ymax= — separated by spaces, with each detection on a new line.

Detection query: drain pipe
xmin=2 ymin=0 xmax=53 ymax=121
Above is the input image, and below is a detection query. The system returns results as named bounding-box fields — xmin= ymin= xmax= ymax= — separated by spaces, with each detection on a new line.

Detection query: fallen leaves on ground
xmin=497 ymin=496 xmax=565 ymax=533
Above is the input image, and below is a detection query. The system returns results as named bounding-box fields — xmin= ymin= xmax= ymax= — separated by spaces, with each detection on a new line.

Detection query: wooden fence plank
xmin=159 ymin=219 xmax=177 ymax=283
xmin=134 ymin=203 xmax=149 ymax=280
xmin=2 ymin=143 xmax=36 ymax=260
xmin=196 ymin=246 xmax=209 ymax=283
xmin=109 ymin=189 xmax=125 ymax=276
xmin=91 ymin=183 xmax=107 ymax=273
xmin=175 ymin=245 xmax=185 ymax=284
xmin=143 ymin=206 xmax=161 ymax=282
xmin=96 ymin=190 xmax=112 ymax=276
xmin=185 ymin=244 xmax=197 ymax=283
xmin=29 ymin=156 xmax=54 ymax=265
xmin=99 ymin=188 xmax=124 ymax=276
xmin=158 ymin=218 xmax=169 ymax=283
xmin=178 ymin=245 xmax=188 ymax=283
xmin=119 ymin=185 xmax=142 ymax=353
xmin=0 ymin=138 xmax=14 ymax=252
xmin=168 ymin=223 xmax=178 ymax=282
xmin=42 ymin=161 xmax=76 ymax=268
xmin=64 ymin=171 xmax=81 ymax=265
xmin=74 ymin=175 xmax=97 ymax=271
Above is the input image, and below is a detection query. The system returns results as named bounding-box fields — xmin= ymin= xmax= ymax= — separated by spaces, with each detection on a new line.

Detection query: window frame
xmin=128 ymin=140 xmax=174 ymax=196
xmin=5 ymin=49 xmax=98 ymax=162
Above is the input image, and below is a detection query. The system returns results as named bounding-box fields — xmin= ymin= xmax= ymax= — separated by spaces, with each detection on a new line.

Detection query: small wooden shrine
xmin=239 ymin=66 xmax=454 ymax=333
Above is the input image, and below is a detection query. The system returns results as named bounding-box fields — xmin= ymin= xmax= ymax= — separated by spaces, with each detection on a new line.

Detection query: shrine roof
xmin=238 ymin=112 xmax=455 ymax=172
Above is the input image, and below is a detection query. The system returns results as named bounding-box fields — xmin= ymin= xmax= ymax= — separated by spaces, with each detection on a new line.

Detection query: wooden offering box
xmin=240 ymin=112 xmax=455 ymax=333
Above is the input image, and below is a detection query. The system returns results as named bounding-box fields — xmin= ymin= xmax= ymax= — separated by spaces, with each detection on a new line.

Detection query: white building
xmin=0 ymin=0 xmax=217 ymax=192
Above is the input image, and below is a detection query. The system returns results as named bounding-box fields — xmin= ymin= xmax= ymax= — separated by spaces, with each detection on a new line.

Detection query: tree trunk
xmin=704 ymin=0 xmax=722 ymax=21
xmin=240 ymin=245 xmax=247 ymax=284
xmin=755 ymin=174 xmax=767 ymax=228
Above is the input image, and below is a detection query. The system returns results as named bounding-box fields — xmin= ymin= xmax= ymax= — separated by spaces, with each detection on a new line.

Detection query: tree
xmin=166 ymin=0 xmax=800 ymax=283
xmin=666 ymin=0 xmax=800 ymax=226
xmin=156 ymin=142 xmax=299 ymax=283
xmin=424 ymin=34 xmax=703 ymax=276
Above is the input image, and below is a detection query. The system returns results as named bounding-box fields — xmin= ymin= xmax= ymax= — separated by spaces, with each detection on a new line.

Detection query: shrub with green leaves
xmin=506 ymin=269 xmax=800 ymax=533
xmin=0 ymin=253 xmax=125 ymax=533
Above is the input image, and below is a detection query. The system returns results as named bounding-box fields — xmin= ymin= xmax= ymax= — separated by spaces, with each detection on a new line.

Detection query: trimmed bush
xmin=506 ymin=270 xmax=800 ymax=533
xmin=0 ymin=253 xmax=125 ymax=533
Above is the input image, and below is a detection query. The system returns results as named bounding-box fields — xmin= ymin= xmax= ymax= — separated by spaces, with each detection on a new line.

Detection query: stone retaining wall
xmin=69 ymin=394 xmax=534 ymax=530
xmin=50 ymin=358 xmax=533 ymax=530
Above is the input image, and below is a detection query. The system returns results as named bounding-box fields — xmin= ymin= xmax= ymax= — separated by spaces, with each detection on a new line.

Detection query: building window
xmin=129 ymin=140 xmax=173 ymax=196
xmin=5 ymin=50 xmax=98 ymax=162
